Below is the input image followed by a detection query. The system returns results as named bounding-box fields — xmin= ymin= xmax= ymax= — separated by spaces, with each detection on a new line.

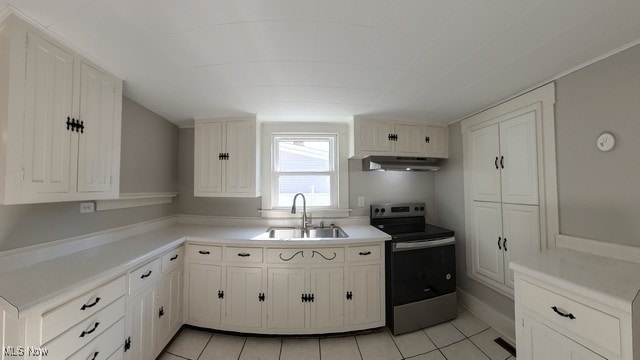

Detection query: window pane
xmin=277 ymin=175 xmax=331 ymax=207
xmin=277 ymin=140 xmax=331 ymax=172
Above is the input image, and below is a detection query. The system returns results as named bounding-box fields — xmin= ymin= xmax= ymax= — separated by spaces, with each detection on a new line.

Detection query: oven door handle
xmin=393 ymin=237 xmax=455 ymax=251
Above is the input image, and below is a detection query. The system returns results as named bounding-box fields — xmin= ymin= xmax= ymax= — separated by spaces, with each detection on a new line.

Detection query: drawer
xmin=68 ymin=318 xmax=124 ymax=360
xmin=42 ymin=276 xmax=126 ymax=344
xmin=162 ymin=246 xmax=184 ymax=273
xmin=186 ymin=244 xmax=222 ymax=262
xmin=225 ymin=247 xmax=263 ymax=263
xmin=44 ymin=296 xmax=125 ymax=359
xmin=266 ymin=248 xmax=345 ymax=263
xmin=128 ymin=258 xmax=161 ymax=295
xmin=346 ymin=245 xmax=381 ymax=262
xmin=520 ymin=279 xmax=622 ymax=356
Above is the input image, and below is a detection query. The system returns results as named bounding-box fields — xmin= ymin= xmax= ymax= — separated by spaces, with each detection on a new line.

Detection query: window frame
xmin=271 ymin=135 xmax=337 ymax=210
xmin=260 ymin=122 xmax=350 ymax=217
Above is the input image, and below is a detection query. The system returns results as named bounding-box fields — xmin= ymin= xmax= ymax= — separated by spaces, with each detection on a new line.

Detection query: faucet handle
xmin=319 ymin=221 xmax=325 ymax=228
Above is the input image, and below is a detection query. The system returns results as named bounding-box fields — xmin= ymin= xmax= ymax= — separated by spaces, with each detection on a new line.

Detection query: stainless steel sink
xmin=266 ymin=226 xmax=349 ymax=239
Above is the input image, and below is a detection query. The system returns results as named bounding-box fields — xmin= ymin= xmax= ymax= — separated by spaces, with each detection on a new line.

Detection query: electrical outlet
xmin=357 ymin=196 xmax=365 ymax=207
xmin=80 ymin=202 xmax=95 ymax=213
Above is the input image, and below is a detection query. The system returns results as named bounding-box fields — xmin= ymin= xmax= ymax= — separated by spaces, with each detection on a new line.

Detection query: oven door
xmin=391 ymin=237 xmax=456 ymax=306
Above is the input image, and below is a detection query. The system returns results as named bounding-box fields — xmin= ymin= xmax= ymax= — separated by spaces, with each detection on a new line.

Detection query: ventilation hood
xmin=362 ymin=156 xmax=442 ymax=172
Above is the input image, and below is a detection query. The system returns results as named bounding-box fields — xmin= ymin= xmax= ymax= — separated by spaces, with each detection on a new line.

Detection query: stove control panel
xmin=370 ymin=203 xmax=426 ymax=218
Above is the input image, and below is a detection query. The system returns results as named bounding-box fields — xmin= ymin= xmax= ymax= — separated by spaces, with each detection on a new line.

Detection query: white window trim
xmin=260 ymin=123 xmax=350 ymax=218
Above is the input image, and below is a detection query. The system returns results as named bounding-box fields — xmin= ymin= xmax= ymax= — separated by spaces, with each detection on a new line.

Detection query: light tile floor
xmin=161 ymin=307 xmax=516 ymax=360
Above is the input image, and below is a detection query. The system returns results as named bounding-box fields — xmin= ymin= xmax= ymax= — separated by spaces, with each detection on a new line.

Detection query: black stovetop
xmin=370 ymin=216 xmax=455 ymax=242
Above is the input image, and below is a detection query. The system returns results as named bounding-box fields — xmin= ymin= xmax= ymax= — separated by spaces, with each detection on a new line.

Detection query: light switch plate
xmin=357 ymin=196 xmax=365 ymax=207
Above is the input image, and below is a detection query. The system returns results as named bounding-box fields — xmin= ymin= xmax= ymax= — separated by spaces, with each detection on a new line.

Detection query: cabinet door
xmin=347 ymin=264 xmax=381 ymax=325
xmin=469 ymin=124 xmax=501 ymax=202
xmin=156 ymin=268 xmax=182 ymax=350
xmin=266 ymin=268 xmax=306 ymax=329
xmin=503 ymin=204 xmax=540 ymax=289
xmin=356 ymin=121 xmax=393 ymax=153
xmin=521 ymin=315 xmax=605 ymax=360
xmin=394 ymin=124 xmax=423 ymax=154
xmin=77 ymin=62 xmax=118 ymax=193
xmin=225 ymin=120 xmax=256 ymax=194
xmin=125 ymin=285 xmax=156 ymax=360
xmin=310 ymin=267 xmax=344 ymax=329
xmin=499 ymin=111 xmax=538 ymax=205
xmin=425 ymin=126 xmax=449 ymax=158
xmin=188 ymin=264 xmax=222 ymax=327
xmin=224 ymin=266 xmax=263 ymax=328
xmin=471 ymin=201 xmax=504 ymax=284
xmin=22 ymin=31 xmax=74 ymax=195
xmin=194 ymin=121 xmax=223 ymax=195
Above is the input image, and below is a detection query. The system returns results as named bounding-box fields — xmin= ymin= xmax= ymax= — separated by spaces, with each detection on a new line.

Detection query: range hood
xmin=362 ymin=156 xmax=442 ymax=172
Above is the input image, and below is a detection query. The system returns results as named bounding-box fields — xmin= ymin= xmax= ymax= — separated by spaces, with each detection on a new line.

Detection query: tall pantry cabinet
xmin=0 ymin=12 xmax=122 ymax=204
xmin=462 ymin=84 xmax=558 ymax=297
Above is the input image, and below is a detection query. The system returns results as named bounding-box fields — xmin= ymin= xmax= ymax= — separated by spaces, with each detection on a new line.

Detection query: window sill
xmin=259 ymin=209 xmax=351 ymax=219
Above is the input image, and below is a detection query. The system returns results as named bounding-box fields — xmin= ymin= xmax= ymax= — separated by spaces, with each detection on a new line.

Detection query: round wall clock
xmin=596 ymin=132 xmax=615 ymax=152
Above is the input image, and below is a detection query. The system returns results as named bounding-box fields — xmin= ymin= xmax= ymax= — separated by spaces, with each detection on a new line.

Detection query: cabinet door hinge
xmin=21 ymin=168 xmax=25 ymax=182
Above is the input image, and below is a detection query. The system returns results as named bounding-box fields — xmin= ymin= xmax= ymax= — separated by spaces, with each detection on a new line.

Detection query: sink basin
xmin=267 ymin=226 xmax=349 ymax=239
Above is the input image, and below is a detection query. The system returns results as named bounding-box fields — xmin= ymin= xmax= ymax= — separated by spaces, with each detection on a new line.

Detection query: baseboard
xmin=457 ymin=287 xmax=516 ymax=345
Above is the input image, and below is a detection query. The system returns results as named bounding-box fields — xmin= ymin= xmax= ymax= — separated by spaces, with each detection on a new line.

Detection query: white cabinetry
xmin=194 ymin=117 xmax=260 ymax=197
xmin=471 ymin=202 xmax=540 ymax=289
xmin=125 ymin=246 xmax=183 ymax=360
xmin=184 ymin=242 xmax=385 ymax=335
xmin=462 ymin=84 xmax=557 ymax=298
xmin=350 ymin=118 xmax=448 ymax=158
xmin=512 ymin=249 xmax=640 ymax=360
xmin=0 ymin=13 xmax=122 ymax=204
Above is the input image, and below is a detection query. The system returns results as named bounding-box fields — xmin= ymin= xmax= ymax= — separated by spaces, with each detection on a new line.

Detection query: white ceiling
xmin=3 ymin=0 xmax=640 ymax=126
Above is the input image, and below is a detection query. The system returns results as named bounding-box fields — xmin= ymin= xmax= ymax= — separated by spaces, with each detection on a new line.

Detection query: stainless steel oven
xmin=371 ymin=203 xmax=457 ymax=335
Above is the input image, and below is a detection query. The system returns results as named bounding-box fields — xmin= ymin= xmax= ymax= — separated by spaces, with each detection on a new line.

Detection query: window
xmin=272 ymin=136 xmax=337 ymax=208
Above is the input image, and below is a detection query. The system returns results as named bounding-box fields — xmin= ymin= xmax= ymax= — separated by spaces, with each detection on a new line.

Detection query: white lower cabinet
xmin=125 ymin=246 xmax=184 ymax=360
xmin=124 ymin=284 xmax=156 ymax=360
xmin=224 ymin=266 xmax=264 ymax=328
xmin=267 ymin=267 xmax=306 ymax=329
xmin=347 ymin=264 xmax=382 ymax=325
xmin=521 ymin=314 xmax=604 ymax=360
xmin=187 ymin=263 xmax=223 ymax=327
xmin=184 ymin=243 xmax=385 ymax=334
xmin=309 ymin=267 xmax=344 ymax=329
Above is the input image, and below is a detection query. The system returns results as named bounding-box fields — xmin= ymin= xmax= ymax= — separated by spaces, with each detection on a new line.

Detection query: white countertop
xmin=0 ymin=222 xmax=390 ymax=318
xmin=510 ymin=247 xmax=640 ymax=312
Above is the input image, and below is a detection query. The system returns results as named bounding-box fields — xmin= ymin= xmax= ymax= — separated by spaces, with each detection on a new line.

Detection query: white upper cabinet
xmin=194 ymin=117 xmax=260 ymax=197
xmin=349 ymin=118 xmax=448 ymax=158
xmin=469 ymin=111 xmax=538 ymax=205
xmin=0 ymin=13 xmax=122 ymax=204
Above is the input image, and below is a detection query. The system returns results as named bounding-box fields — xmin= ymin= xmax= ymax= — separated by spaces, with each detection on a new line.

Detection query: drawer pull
xmin=551 ymin=306 xmax=576 ymax=320
xmin=140 ymin=270 xmax=152 ymax=279
xmin=80 ymin=297 xmax=101 ymax=311
xmin=170 ymin=254 xmax=179 ymax=261
xmin=311 ymin=250 xmax=337 ymax=260
xmin=279 ymin=251 xmax=304 ymax=261
xmin=358 ymin=251 xmax=371 ymax=256
xmin=198 ymin=250 xmax=211 ymax=255
xmin=80 ymin=322 xmax=100 ymax=337
xmin=237 ymin=253 xmax=251 ymax=257
xmin=90 ymin=351 xmax=99 ymax=360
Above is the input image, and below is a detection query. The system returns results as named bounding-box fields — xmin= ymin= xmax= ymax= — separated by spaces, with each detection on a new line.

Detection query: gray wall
xmin=555 ymin=44 xmax=640 ymax=247
xmin=178 ymin=128 xmax=438 ymax=219
xmin=120 ymin=97 xmax=179 ymax=193
xmin=0 ymin=97 xmax=179 ymax=251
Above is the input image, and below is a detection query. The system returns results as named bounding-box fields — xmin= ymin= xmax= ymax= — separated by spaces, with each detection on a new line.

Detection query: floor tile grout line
xmin=353 ymin=335 xmax=365 ymax=360
xmin=196 ymin=331 xmax=215 ymax=360
xmin=236 ymin=336 xmax=248 ymax=360
xmin=278 ymin=337 xmax=283 ymax=360
xmin=386 ymin=328 xmax=406 ymax=359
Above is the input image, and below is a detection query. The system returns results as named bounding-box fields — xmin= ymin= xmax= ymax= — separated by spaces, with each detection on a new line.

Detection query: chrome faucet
xmin=291 ymin=193 xmax=312 ymax=231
